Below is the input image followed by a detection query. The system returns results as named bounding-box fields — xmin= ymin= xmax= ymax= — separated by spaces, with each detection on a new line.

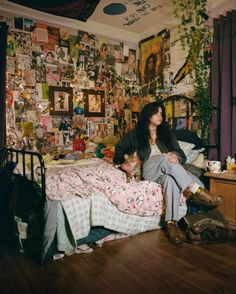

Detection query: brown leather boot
xmin=166 ymin=221 xmax=185 ymax=244
xmin=183 ymin=189 xmax=192 ymax=199
xmin=191 ymin=187 xmax=224 ymax=206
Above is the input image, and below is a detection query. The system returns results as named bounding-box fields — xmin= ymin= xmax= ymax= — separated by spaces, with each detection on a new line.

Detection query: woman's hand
xmin=167 ymin=152 xmax=180 ymax=164
xmin=120 ymin=162 xmax=133 ymax=173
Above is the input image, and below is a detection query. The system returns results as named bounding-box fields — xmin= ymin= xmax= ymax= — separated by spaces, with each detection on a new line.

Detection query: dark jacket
xmin=113 ymin=128 xmax=186 ymax=165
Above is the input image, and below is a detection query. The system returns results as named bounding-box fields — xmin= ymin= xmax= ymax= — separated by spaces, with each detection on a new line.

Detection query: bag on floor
xmin=182 ymin=210 xmax=236 ymax=244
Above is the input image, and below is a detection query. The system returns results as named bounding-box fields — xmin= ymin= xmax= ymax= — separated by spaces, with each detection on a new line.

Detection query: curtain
xmin=0 ymin=22 xmax=8 ymax=147
xmin=209 ymin=10 xmax=236 ymax=162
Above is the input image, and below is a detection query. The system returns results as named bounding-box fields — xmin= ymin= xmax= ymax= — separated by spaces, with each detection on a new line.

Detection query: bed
xmin=0 ymin=147 xmax=188 ymax=263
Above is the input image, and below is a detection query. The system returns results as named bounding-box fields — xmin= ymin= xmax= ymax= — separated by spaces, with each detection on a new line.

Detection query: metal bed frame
xmin=0 ymin=147 xmax=46 ymax=199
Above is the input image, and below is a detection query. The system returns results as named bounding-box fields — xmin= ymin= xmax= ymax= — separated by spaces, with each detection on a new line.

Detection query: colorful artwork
xmin=4 ymin=10 xmax=197 ymax=154
xmin=45 ymin=26 xmax=59 ymax=51
xmin=83 ymin=90 xmax=105 ymax=117
xmin=49 ymin=86 xmax=73 ymax=116
xmin=7 ymin=33 xmax=16 ymax=57
xmin=24 ymin=18 xmax=34 ymax=32
xmin=139 ymin=35 xmax=164 ymax=94
xmin=12 ymin=31 xmax=32 ymax=55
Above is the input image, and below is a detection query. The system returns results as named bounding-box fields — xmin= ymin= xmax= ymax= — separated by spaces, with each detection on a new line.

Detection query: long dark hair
xmin=136 ymin=101 xmax=171 ymax=151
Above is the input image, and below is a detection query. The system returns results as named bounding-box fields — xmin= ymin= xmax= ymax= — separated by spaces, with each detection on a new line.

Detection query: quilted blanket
xmin=46 ymin=159 xmax=164 ymax=217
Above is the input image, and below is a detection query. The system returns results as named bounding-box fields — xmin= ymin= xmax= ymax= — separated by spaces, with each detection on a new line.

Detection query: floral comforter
xmin=45 ymin=159 xmax=164 ymax=216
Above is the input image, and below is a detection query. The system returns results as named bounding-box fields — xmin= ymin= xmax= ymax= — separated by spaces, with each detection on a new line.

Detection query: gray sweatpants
xmin=143 ymin=154 xmax=204 ymax=221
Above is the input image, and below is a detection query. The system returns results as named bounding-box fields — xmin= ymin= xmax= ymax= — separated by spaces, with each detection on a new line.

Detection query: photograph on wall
xmin=122 ymin=56 xmax=136 ymax=81
xmin=6 ymin=57 xmax=15 ymax=74
xmin=35 ymin=66 xmax=46 ymax=83
xmin=69 ymin=36 xmax=80 ymax=63
xmin=59 ymin=28 xmax=70 ymax=47
xmin=51 ymin=116 xmax=63 ymax=128
xmin=83 ymin=89 xmax=105 ymax=117
xmin=22 ymin=69 xmax=36 ymax=87
xmin=14 ymin=16 xmax=23 ymax=30
xmin=7 ymin=33 xmax=16 ymax=57
xmin=113 ymin=44 xmax=123 ymax=63
xmin=128 ymin=48 xmax=136 ymax=67
xmin=46 ymin=64 xmax=60 ymax=85
xmin=72 ymin=115 xmax=87 ymax=132
xmin=32 ymin=51 xmax=44 ymax=68
xmin=87 ymin=121 xmax=96 ymax=137
xmin=54 ymin=91 xmax=69 ymax=111
xmin=26 ymin=110 xmax=37 ymax=122
xmin=12 ymin=31 xmax=32 ymax=55
xmin=130 ymin=96 xmax=141 ymax=114
xmin=96 ymin=123 xmax=108 ymax=138
xmin=24 ymin=18 xmax=34 ymax=32
xmin=77 ymin=30 xmax=96 ymax=46
xmin=44 ymin=132 xmax=56 ymax=147
xmin=164 ymin=100 xmax=173 ymax=124
xmin=34 ymin=22 xmax=48 ymax=43
xmin=44 ymin=50 xmax=56 ymax=64
xmin=55 ymin=45 xmax=68 ymax=64
xmin=12 ymin=76 xmax=23 ymax=91
xmin=49 ymin=86 xmax=73 ymax=116
xmin=17 ymin=54 xmax=32 ymax=70
xmin=45 ymin=26 xmax=59 ymax=51
xmin=40 ymin=115 xmax=52 ymax=131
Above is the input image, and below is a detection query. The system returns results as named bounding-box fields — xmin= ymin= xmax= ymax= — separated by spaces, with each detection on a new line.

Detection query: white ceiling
xmin=90 ymin=0 xmax=178 ymax=36
xmin=89 ymin=0 xmax=236 ymax=40
xmin=0 ymin=0 xmax=235 ymax=43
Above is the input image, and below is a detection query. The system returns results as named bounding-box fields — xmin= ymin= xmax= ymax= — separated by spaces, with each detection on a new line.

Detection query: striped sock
xmin=189 ymin=183 xmax=200 ymax=194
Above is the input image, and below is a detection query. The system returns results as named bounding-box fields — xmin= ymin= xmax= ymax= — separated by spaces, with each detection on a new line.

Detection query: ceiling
xmin=90 ymin=0 xmax=179 ymax=35
xmin=1 ymin=0 xmax=235 ymax=42
xmin=89 ymin=0 xmax=235 ymax=36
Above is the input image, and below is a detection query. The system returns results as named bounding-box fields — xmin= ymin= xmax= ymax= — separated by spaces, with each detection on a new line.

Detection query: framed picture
xmin=49 ymin=86 xmax=73 ymax=116
xmin=83 ymin=89 xmax=105 ymax=117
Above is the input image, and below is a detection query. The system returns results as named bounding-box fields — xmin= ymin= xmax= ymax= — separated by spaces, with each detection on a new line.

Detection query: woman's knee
xmin=157 ymin=174 xmax=175 ymax=186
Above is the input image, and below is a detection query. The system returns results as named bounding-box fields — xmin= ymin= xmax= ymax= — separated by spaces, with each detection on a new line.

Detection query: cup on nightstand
xmin=205 ymin=160 xmax=221 ymax=173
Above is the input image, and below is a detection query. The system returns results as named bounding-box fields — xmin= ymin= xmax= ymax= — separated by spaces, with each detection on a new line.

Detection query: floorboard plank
xmin=0 ymin=230 xmax=235 ymax=294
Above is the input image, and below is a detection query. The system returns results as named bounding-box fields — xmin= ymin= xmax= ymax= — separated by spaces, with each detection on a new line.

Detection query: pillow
xmin=178 ymin=141 xmax=195 ymax=157
xmin=186 ymin=148 xmax=205 ymax=163
xmin=188 ymin=153 xmax=205 ymax=169
xmin=174 ymin=129 xmax=203 ymax=150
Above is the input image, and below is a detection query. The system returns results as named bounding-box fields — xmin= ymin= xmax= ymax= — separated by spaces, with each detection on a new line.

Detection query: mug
xmin=205 ymin=160 xmax=221 ymax=173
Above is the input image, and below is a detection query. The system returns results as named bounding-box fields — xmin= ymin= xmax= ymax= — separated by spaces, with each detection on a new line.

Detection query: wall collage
xmin=1 ymin=10 xmax=206 ymax=155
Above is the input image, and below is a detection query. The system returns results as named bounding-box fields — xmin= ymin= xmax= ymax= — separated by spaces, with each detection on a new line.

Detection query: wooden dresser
xmin=204 ymin=172 xmax=236 ymax=229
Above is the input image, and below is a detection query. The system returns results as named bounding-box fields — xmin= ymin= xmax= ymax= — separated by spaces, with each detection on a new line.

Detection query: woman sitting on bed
xmin=113 ymin=102 xmax=224 ymax=244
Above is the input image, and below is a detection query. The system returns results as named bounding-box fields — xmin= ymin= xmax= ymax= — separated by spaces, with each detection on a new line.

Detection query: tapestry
xmin=8 ymin=0 xmax=100 ymax=22
xmin=139 ymin=34 xmax=164 ymax=95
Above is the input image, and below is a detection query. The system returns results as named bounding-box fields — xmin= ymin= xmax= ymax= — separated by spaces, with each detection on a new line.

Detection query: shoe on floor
xmin=191 ymin=187 xmax=224 ymax=206
xmin=166 ymin=222 xmax=185 ymax=244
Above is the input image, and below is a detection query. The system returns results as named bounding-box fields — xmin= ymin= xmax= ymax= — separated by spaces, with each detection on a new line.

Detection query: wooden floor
xmin=0 ymin=229 xmax=235 ymax=294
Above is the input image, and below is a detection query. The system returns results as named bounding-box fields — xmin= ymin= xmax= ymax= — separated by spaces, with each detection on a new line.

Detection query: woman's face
xmin=46 ymin=53 xmax=54 ymax=63
xmin=147 ymin=57 xmax=154 ymax=71
xmin=149 ymin=107 xmax=163 ymax=126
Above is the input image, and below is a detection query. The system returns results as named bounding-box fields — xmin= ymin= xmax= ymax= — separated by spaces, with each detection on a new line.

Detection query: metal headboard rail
xmin=3 ymin=147 xmax=46 ymax=199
